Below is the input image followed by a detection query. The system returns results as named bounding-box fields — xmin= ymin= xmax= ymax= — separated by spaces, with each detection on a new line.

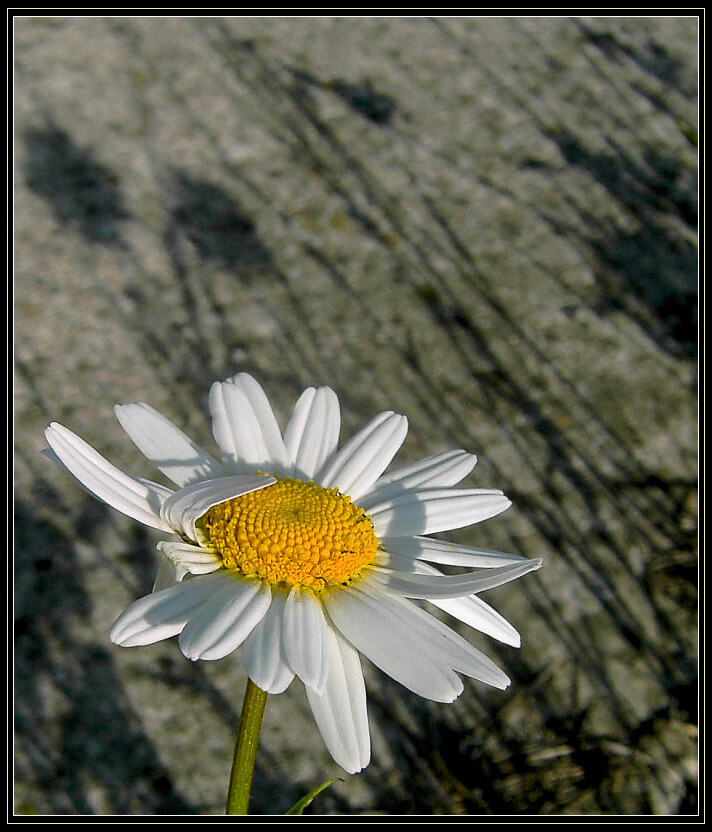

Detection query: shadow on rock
xmin=23 ymin=125 xmax=128 ymax=247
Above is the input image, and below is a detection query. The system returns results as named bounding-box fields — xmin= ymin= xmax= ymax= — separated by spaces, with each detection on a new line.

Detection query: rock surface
xmin=14 ymin=15 xmax=697 ymax=816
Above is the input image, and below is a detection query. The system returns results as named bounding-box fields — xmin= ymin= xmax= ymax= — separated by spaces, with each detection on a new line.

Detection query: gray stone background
xmin=14 ymin=15 xmax=698 ymax=817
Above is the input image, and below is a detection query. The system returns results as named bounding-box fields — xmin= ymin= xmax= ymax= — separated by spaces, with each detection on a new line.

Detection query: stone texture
xmin=14 ymin=15 xmax=697 ymax=816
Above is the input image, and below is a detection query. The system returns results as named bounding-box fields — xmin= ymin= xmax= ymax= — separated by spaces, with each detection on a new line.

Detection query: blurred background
xmin=14 ymin=16 xmax=698 ymax=816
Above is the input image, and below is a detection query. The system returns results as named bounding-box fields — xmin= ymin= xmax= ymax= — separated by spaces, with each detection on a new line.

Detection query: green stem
xmin=226 ymin=679 xmax=268 ymax=815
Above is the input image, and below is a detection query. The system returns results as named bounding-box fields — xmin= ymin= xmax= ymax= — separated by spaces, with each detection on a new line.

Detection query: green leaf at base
xmin=285 ymin=778 xmax=344 ymax=815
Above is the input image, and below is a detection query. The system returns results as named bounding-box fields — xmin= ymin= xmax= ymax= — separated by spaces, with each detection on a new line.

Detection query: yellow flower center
xmin=200 ymin=478 xmax=379 ymax=591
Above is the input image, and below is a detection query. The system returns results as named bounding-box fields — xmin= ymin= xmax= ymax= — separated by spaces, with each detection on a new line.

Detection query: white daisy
xmin=44 ymin=372 xmax=541 ymax=774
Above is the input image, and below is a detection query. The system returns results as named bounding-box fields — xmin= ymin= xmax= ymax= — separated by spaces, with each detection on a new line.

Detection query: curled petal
xmin=160 ymin=475 xmax=275 ymax=540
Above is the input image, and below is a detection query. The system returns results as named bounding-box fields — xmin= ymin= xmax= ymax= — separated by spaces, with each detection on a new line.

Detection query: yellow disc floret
xmin=200 ymin=478 xmax=378 ymax=591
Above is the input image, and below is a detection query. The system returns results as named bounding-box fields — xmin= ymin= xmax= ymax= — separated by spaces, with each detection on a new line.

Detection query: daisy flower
xmin=44 ymin=372 xmax=541 ymax=775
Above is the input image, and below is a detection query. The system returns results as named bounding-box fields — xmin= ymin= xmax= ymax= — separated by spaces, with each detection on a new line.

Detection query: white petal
xmin=382 ymin=535 xmax=529 ymax=567
xmin=152 ymin=552 xmax=186 ymax=592
xmin=209 ymin=381 xmax=242 ymax=474
xmin=370 ymin=559 xmax=543 ymax=598
xmin=209 ymin=375 xmax=289 ymax=475
xmin=232 ymin=374 xmax=291 ymax=468
xmin=326 ymin=580 xmax=510 ymax=700
xmin=45 ymin=423 xmax=173 ymax=533
xmin=110 ymin=572 xmax=231 ymax=646
xmin=373 ymin=555 xmax=523 ymax=646
xmin=209 ymin=381 xmax=263 ymax=473
xmin=242 ymin=592 xmax=295 ymax=694
xmin=160 ymin=474 xmax=275 ymax=540
xmin=363 ymin=450 xmax=477 ymax=507
xmin=179 ymin=577 xmax=272 ymax=661
xmin=326 ymin=584 xmax=460 ymax=701
xmin=370 ymin=489 xmax=511 ymax=538
xmin=432 ymin=595 xmax=521 ymax=647
xmin=319 ymin=411 xmax=408 ymax=501
xmin=136 ymin=476 xmax=175 ymax=504
xmin=114 ymin=403 xmax=225 ymax=487
xmin=283 ymin=587 xmax=330 ymax=694
xmin=157 ymin=541 xmax=222 ymax=575
xmin=283 ymin=386 xmax=341 ymax=480
xmin=305 ymin=626 xmax=370 ymax=774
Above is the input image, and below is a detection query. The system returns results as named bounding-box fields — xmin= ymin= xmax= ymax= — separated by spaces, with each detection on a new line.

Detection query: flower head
xmin=45 ymin=372 xmax=541 ymax=773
